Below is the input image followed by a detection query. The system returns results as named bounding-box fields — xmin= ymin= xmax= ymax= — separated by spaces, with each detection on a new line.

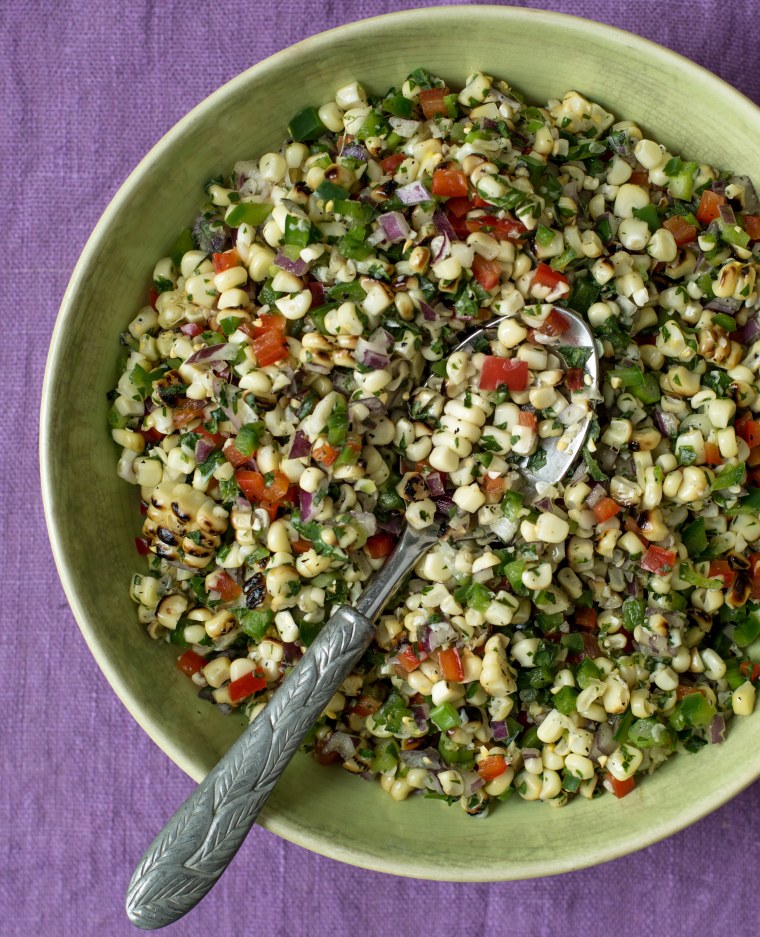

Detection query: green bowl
xmin=41 ymin=6 xmax=760 ymax=880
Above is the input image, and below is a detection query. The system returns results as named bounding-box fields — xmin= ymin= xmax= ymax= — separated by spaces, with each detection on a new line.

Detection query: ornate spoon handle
xmin=125 ymin=523 xmax=438 ymax=929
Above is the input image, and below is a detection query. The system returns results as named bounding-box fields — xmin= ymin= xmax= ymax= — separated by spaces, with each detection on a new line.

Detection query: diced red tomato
xmin=538 ymin=309 xmax=571 ymax=336
xmin=446 ymin=196 xmax=473 ymax=217
xmin=708 ymin=560 xmax=736 ymax=588
xmin=149 ymin=286 xmax=159 ymax=309
xmin=313 ymin=440 xmax=339 ymax=467
xmin=744 ymin=215 xmax=760 ymax=241
xmin=236 ymin=469 xmax=290 ymax=505
xmin=396 ymin=646 xmax=422 ymax=673
xmin=532 ymin=262 xmax=570 ymax=293
xmin=592 ymin=497 xmax=621 ymax=523
xmin=306 ymin=280 xmax=325 ymax=307
xmin=605 ymin=773 xmax=635 ymax=798
xmin=641 ymin=545 xmax=677 ymax=575
xmin=518 ymin=411 xmax=538 ymax=431
xmin=228 ymin=670 xmax=267 ymax=703
xmin=740 ymin=661 xmax=760 ymax=682
xmin=212 ymin=249 xmax=240 ymax=274
xmin=291 ymin=538 xmax=312 ymax=554
xmin=140 ymin=427 xmax=164 ymax=445
xmin=575 ymin=607 xmax=598 ymax=631
xmin=177 ymin=650 xmax=206 ymax=677
xmin=477 ymin=755 xmax=508 ymax=782
xmin=663 ymin=215 xmax=697 ymax=247
xmin=735 ymin=413 xmax=760 ymax=449
xmin=479 ymin=356 xmax=529 ymax=391
xmin=173 ymin=400 xmax=206 ymax=428
xmin=134 ymin=536 xmax=151 ymax=556
xmin=223 ymin=437 xmax=252 ymax=467
xmin=419 ymin=87 xmax=450 ymax=120
xmin=438 ymin=647 xmax=465 ymax=683
xmin=471 ymin=254 xmax=502 ymax=291
xmin=431 ymin=167 xmax=469 ymax=198
xmin=366 ymin=532 xmax=397 ymax=559
xmin=566 ymin=368 xmax=585 ymax=391
xmin=351 ymin=695 xmax=381 ymax=718
xmin=445 ymin=208 xmax=471 ymax=238
xmin=180 ymin=321 xmax=204 ymax=338
xmin=212 ymin=570 xmax=242 ymax=602
xmin=465 ymin=215 xmax=528 ymax=241
xmin=380 ymin=153 xmax=406 ymax=174
xmin=675 ymin=685 xmax=706 ymax=700
xmin=481 ymin=474 xmax=506 ymax=498
xmin=704 ymin=442 xmax=722 ymax=465
xmin=696 ymin=190 xmax=726 ymax=225
xmin=629 ymin=171 xmax=649 ymax=187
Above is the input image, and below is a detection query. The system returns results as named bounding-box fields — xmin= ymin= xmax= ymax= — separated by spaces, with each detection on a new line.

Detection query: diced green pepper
xmin=225 ymin=201 xmax=273 ymax=227
xmin=553 ymin=685 xmax=579 ymax=716
xmin=430 ymin=702 xmax=461 ymax=731
xmin=288 ymin=106 xmax=327 ymax=142
xmin=576 ymin=658 xmax=602 ymax=689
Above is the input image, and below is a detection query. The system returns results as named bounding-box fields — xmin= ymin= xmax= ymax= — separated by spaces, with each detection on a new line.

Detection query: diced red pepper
xmin=641 ymin=545 xmax=677 ymax=575
xmin=438 ymin=647 xmax=465 ymax=683
xmin=212 ymin=570 xmax=242 ymax=602
xmin=313 ymin=440 xmax=339 ymax=467
xmin=236 ymin=469 xmax=290 ymax=505
xmin=744 ymin=215 xmax=760 ymax=241
xmin=446 ymin=196 xmax=473 ymax=217
xmin=538 ymin=309 xmax=571 ymax=336
xmin=419 ymin=87 xmax=450 ymax=119
xmin=134 ymin=536 xmax=151 ymax=556
xmin=518 ymin=411 xmax=538 ymax=431
xmin=532 ymin=262 xmax=570 ymax=293
xmin=696 ymin=190 xmax=726 ymax=225
xmin=431 ymin=167 xmax=469 ymax=198
xmin=306 ymin=280 xmax=325 ymax=307
xmin=708 ymin=560 xmax=736 ymax=588
xmin=566 ymin=368 xmax=585 ymax=391
xmin=223 ymin=437 xmax=253 ymax=467
xmin=465 ymin=215 xmax=528 ymax=242
xmin=704 ymin=442 xmax=722 ymax=465
xmin=228 ymin=670 xmax=267 ymax=703
xmin=380 ymin=153 xmax=406 ymax=174
xmin=396 ymin=646 xmax=422 ymax=673
xmin=663 ymin=215 xmax=697 ymax=247
xmin=180 ymin=322 xmax=204 ymax=338
xmin=740 ymin=661 xmax=760 ymax=682
xmin=479 ymin=356 xmax=529 ymax=391
xmin=252 ymin=329 xmax=288 ymax=367
xmin=140 ymin=427 xmax=164 ymax=445
xmin=177 ymin=650 xmax=206 ymax=677
xmin=365 ymin=532 xmax=397 ymax=559
xmin=212 ymin=249 xmax=240 ymax=274
xmin=471 ymin=254 xmax=502 ymax=291
xmin=735 ymin=413 xmax=760 ymax=449
xmin=477 ymin=755 xmax=508 ymax=782
xmin=605 ymin=773 xmax=635 ymax=798
xmin=592 ymin=497 xmax=621 ymax=523
xmin=575 ymin=607 xmax=598 ymax=631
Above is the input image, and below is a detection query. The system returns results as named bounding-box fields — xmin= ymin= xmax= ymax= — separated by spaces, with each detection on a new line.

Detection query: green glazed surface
xmin=41 ymin=6 xmax=760 ymax=880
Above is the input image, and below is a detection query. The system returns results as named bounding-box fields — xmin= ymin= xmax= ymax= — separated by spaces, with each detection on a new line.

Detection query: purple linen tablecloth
xmin=5 ymin=2 xmax=760 ymax=934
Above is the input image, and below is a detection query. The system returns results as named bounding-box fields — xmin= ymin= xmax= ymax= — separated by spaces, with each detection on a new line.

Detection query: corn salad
xmin=110 ymin=68 xmax=760 ymax=815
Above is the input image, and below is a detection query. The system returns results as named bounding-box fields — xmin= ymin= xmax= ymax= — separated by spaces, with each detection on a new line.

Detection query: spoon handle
xmin=125 ymin=523 xmax=436 ymax=929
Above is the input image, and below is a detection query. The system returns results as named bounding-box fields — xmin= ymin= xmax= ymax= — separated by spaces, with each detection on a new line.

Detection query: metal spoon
xmin=126 ymin=307 xmax=598 ymax=929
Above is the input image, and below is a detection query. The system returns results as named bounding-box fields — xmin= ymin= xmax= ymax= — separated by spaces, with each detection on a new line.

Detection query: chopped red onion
xmin=299 ymin=488 xmax=314 ymax=522
xmin=349 ymin=396 xmax=387 ymax=417
xmin=719 ymin=203 xmax=737 ymax=227
xmin=433 ymin=210 xmax=458 ymax=241
xmin=185 ymin=343 xmax=237 ymax=365
xmin=654 ymin=408 xmax=680 ymax=437
xmin=420 ymin=301 xmax=437 ymax=321
xmin=586 ymin=484 xmax=607 ymax=508
xmin=282 ymin=642 xmax=303 ymax=663
xmin=590 ymin=723 xmax=616 ymax=761
xmin=431 ymin=231 xmax=450 ymax=264
xmin=274 ymin=249 xmax=308 ymax=276
xmin=709 ymin=714 xmax=726 ymax=745
xmin=411 ymin=703 xmax=430 ymax=731
xmin=396 ymin=181 xmax=431 ymax=204
xmin=491 ymin=720 xmax=508 ymax=741
xmin=323 ymin=731 xmax=357 ymax=761
xmin=522 ymin=748 xmax=540 ymax=761
xmin=341 ymin=142 xmax=369 ymax=161
xmin=434 ymin=495 xmax=456 ymax=515
xmin=355 ymin=337 xmax=390 ymax=370
xmin=377 ymin=515 xmax=402 ymax=535
xmin=378 ymin=211 xmax=412 ymax=243
xmin=194 ymin=437 xmax=216 ymax=464
xmin=425 ymin=471 xmax=447 ymax=498
xmin=179 ymin=322 xmax=204 ymax=337
xmin=734 ymin=315 xmax=760 ymax=344
xmin=289 ymin=430 xmax=311 ymax=459
xmin=706 ymin=297 xmax=741 ymax=314
xmin=399 ymin=747 xmax=444 ymax=770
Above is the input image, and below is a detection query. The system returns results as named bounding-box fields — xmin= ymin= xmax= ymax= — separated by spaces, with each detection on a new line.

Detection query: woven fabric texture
xmin=4 ymin=1 xmax=760 ymax=934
